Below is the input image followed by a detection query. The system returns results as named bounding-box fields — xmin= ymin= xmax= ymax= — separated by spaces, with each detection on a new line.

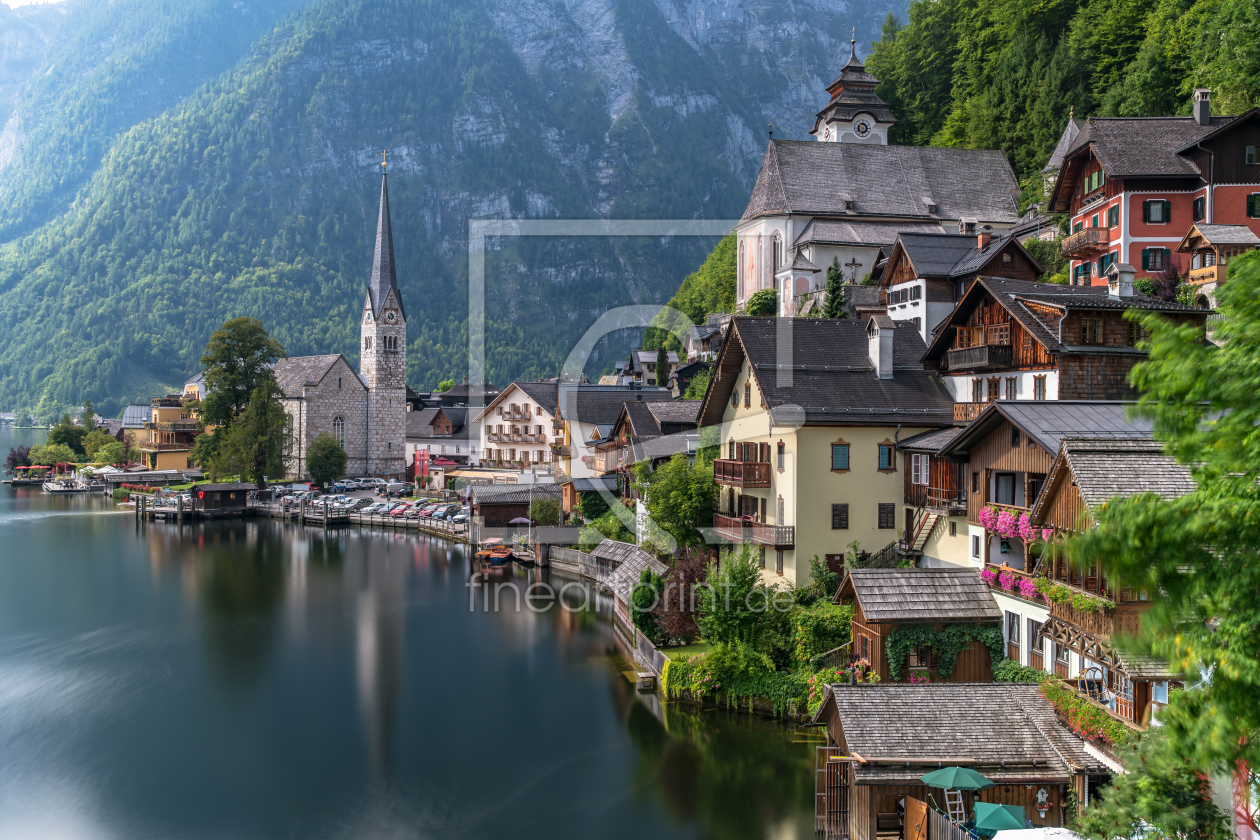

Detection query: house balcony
xmin=954 ymin=403 xmax=984 ymax=422
xmin=502 ymin=410 xmax=533 ymax=421
xmin=1187 ymin=264 xmax=1221 ymax=287
xmin=139 ymin=442 xmax=192 ymax=452
xmin=550 ymin=443 xmax=570 ymax=457
xmin=712 ymin=458 xmax=771 ymax=488
xmin=946 ymin=344 xmax=1012 ymax=372
xmin=712 ymin=512 xmax=794 ymax=547
xmin=150 ymin=421 xmax=199 ymax=431
xmin=1060 ymin=227 xmax=1111 ymax=258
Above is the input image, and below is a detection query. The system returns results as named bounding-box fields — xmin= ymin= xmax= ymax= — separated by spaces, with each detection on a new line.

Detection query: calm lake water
xmin=0 ymin=426 xmax=815 ymax=839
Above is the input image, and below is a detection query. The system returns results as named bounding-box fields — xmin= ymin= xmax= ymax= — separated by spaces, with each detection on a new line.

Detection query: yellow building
xmin=697 ymin=316 xmax=954 ymax=586
xmin=137 ymin=395 xmax=198 ymax=471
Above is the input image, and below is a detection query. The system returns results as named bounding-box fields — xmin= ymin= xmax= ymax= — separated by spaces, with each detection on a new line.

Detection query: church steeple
xmin=810 ymin=27 xmax=895 ymax=144
xmin=367 ymin=169 xmax=405 ymax=321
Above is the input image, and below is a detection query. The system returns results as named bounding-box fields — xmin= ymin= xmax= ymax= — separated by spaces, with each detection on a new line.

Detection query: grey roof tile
xmin=1068 ymin=116 xmax=1234 ymax=177
xmin=841 ymin=568 xmax=1001 ymax=622
xmin=793 ymin=219 xmax=948 ymax=248
xmin=273 ymin=355 xmax=344 ymax=398
xmin=814 ymin=683 xmax=1108 ymax=781
xmin=742 ymin=140 xmax=1020 ymax=224
xmin=896 ymin=426 xmax=963 ymax=452
xmin=1060 ymin=438 xmax=1194 ymax=510
xmin=1187 ymin=224 xmax=1260 ymax=246
xmin=599 ymin=541 xmax=668 ymax=604
xmin=945 ymin=401 xmax=1155 ymax=457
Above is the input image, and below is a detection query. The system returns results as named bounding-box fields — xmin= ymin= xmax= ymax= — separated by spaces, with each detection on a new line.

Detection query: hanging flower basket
xmin=978 ymin=504 xmax=1053 ymax=542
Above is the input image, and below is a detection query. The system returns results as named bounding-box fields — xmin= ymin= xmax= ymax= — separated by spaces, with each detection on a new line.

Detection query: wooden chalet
xmin=1176 ymin=222 xmax=1260 ymax=304
xmin=559 ymin=476 xmax=617 ymax=518
xmin=922 ymin=276 xmax=1208 ymax=421
xmin=832 ymin=569 xmax=1001 ymax=683
xmin=811 ymin=683 xmax=1110 ymax=840
xmin=1027 ymin=437 xmax=1195 ymax=726
xmin=468 ymin=483 xmax=560 ymax=527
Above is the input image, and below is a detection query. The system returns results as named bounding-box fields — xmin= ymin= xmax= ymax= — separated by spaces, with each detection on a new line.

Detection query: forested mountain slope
xmin=869 ymin=0 xmax=1260 ymax=188
xmin=0 ymin=0 xmax=904 ymax=418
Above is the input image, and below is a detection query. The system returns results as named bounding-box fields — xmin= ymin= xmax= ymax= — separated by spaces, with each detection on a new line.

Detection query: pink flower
xmin=980 ymin=567 xmax=998 ymax=583
xmin=998 ymin=570 xmax=1016 ymax=590
xmin=1017 ymin=577 xmax=1038 ymax=599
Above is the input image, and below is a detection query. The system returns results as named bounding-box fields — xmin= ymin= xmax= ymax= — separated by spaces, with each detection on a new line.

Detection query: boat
xmin=43 ymin=479 xmax=91 ymax=493
xmin=475 ymin=541 xmax=515 ymax=566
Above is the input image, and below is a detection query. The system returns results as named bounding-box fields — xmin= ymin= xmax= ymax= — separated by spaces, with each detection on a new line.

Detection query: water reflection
xmin=0 ymin=476 xmax=814 ymax=840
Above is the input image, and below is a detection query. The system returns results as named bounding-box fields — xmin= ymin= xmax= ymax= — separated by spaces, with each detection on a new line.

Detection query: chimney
xmin=1194 ymin=89 xmax=1211 ymax=127
xmin=867 ymin=317 xmax=894 ymax=379
xmin=1105 ymin=262 xmax=1135 ymax=298
xmin=977 ymin=231 xmax=991 ymax=250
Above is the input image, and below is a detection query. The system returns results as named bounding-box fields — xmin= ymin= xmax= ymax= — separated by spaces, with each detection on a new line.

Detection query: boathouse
xmin=833 ymin=568 xmax=1001 ymax=682
xmin=193 ymin=483 xmax=254 ymax=512
xmin=602 ymin=540 xmax=667 ymax=634
xmin=812 ymin=683 xmax=1110 ymax=839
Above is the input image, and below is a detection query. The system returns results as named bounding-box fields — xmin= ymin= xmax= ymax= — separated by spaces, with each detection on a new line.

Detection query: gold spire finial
xmin=851 ymin=26 xmax=855 ymax=45
xmin=380 ymin=149 xmax=389 ymax=172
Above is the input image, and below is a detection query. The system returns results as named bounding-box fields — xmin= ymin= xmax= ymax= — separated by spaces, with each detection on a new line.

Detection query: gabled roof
xmin=922 ymin=277 xmax=1203 ymax=363
xmin=601 ymin=541 xmax=668 ymax=604
xmin=698 ymin=318 xmax=954 ymax=427
xmin=474 ymin=381 xmax=559 ymax=421
xmin=272 ymin=355 xmax=356 ymax=398
xmin=895 ymin=426 xmax=963 ymax=452
xmin=469 ymin=483 xmax=560 ymax=505
xmin=885 ymin=232 xmax=1043 ymax=283
xmin=120 ymin=404 xmax=149 ymax=428
xmin=793 ymin=219 xmax=947 ymax=248
xmin=405 ymin=407 xmax=441 ymax=437
xmin=560 ymin=387 xmax=675 ymax=426
xmin=1030 ymin=437 xmax=1194 ymax=525
xmin=1043 ymin=118 xmax=1085 ymax=174
xmin=812 ymin=683 xmax=1107 ymax=783
xmin=835 ymin=568 xmax=1000 ymax=623
xmin=438 ymin=380 xmax=500 ymax=402
xmin=1177 ymin=222 xmax=1260 ymax=251
xmin=942 ymin=401 xmax=1153 ymax=458
xmin=741 ymin=140 xmax=1020 ymax=224
xmin=646 ymin=400 xmax=701 ymax=425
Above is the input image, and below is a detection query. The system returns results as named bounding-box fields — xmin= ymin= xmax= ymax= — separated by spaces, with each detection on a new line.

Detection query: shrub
xmin=744 ymin=288 xmax=778 ymax=316
xmin=993 ymin=659 xmax=1052 ymax=684
xmin=792 ymin=602 xmax=854 ymax=668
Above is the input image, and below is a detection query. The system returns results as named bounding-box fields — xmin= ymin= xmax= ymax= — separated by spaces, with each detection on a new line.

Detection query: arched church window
xmin=333 ymin=416 xmax=344 ymax=447
xmin=773 ymin=233 xmax=783 ymax=269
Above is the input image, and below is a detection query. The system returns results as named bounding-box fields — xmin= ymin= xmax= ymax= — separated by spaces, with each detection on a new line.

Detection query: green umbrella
xmin=973 ymin=802 xmax=1026 ymax=831
xmin=918 ymin=766 xmax=995 ymax=791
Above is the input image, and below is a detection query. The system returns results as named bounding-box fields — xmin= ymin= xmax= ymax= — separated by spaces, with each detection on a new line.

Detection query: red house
xmin=1048 ymin=90 xmax=1260 ymax=289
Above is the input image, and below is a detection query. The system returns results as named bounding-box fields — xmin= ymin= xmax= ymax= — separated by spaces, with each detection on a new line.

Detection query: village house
xmin=136 ymin=395 xmax=198 ymax=471
xmin=921 ymin=272 xmax=1209 ymax=420
xmin=613 ymin=350 xmax=678 ymax=387
xmin=405 ymin=405 xmax=474 ymax=474
xmin=696 ymin=316 xmax=953 ymax=585
xmin=833 ymin=568 xmax=1002 ymax=683
xmin=593 ymin=399 xmax=700 ymax=495
xmin=683 ymin=313 xmax=729 ymax=362
xmin=737 ymin=38 xmax=1021 ymax=317
xmin=552 ymin=383 xmax=675 ymax=479
xmin=811 ymin=683 xmax=1110 ymax=840
xmin=474 ymin=381 xmax=561 ymax=471
xmin=1047 ymin=93 xmax=1260 ymax=289
xmin=1174 ymin=222 xmax=1260 ymax=307
xmin=468 ymin=482 xmax=560 ymax=528
xmin=879 ymin=231 xmax=1044 ymax=345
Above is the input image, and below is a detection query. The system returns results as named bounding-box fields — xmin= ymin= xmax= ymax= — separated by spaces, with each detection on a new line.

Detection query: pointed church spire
xmin=368 ymin=166 xmax=404 ymax=320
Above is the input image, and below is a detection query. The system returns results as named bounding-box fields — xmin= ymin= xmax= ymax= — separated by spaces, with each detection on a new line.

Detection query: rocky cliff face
xmin=0 ymin=2 xmax=65 ymax=135
xmin=0 ymin=0 xmax=906 ymax=418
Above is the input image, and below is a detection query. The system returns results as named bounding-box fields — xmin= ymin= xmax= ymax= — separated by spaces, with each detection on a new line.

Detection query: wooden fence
xmin=549 ymin=547 xmax=599 ymax=581
xmin=927 ymin=808 xmax=976 ymax=840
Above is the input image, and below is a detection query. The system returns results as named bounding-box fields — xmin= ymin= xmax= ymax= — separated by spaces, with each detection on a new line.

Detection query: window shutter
xmin=1141 ymin=249 xmax=1150 ymax=271
xmin=1164 ymin=248 xmax=1172 ymax=268
xmin=1142 ymin=201 xmax=1150 ymax=223
xmin=832 ymin=444 xmax=849 ymax=471
xmin=1163 ymin=200 xmax=1172 ymax=222
xmin=1249 ymin=194 xmax=1259 ymax=218
xmin=832 ymin=504 xmax=848 ymax=529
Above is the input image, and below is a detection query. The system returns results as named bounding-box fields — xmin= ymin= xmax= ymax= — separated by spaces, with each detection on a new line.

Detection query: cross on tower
xmin=845 ymin=257 xmax=863 ymax=282
xmin=380 ymin=149 xmax=389 ymax=172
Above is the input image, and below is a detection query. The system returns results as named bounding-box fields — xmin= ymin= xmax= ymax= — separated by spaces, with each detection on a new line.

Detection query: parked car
xmin=388 ymin=503 xmax=412 ymax=517
xmin=451 ymin=509 xmax=468 ymax=524
xmin=342 ymin=497 xmax=372 ymax=511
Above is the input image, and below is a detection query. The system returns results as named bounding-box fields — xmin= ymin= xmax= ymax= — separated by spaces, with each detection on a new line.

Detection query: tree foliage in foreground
xmin=305 ymin=431 xmax=347 ymax=489
xmin=634 ymin=453 xmax=718 ymax=551
xmin=1070 ymin=253 xmax=1260 ymax=834
xmin=199 ymin=317 xmax=286 ymax=429
xmin=210 ymin=378 xmax=291 ymax=488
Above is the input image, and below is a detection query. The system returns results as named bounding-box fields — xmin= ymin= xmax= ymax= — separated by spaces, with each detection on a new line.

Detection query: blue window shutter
xmin=832 ymin=444 xmax=849 ymax=471
xmin=879 ymin=446 xmax=890 ymax=470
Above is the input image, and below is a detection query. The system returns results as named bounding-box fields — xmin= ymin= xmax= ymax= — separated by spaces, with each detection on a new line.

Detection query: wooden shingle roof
xmin=812 ymin=683 xmax=1108 ymax=783
xmin=837 ymin=568 xmax=1000 ymax=623
xmin=599 ymin=540 xmax=667 ymax=604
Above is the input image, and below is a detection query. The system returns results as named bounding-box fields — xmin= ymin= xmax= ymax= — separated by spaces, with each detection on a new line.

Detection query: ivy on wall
xmin=884 ymin=623 xmax=1005 ymax=681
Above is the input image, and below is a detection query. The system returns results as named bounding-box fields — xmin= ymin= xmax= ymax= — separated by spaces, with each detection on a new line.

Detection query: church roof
xmin=741 ymin=140 xmax=1020 ymax=224
xmin=273 ymin=355 xmax=353 ymax=398
xmin=366 ymin=172 xmax=406 ymax=321
xmin=793 ymin=219 xmax=947 ymax=248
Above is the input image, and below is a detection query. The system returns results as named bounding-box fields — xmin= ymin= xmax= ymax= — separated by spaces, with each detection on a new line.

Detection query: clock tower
xmin=360 ymin=168 xmax=407 ymax=476
xmin=810 ymin=32 xmax=895 ymax=145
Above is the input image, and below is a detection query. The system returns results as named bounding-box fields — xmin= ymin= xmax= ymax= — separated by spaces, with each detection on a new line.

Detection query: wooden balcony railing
xmin=1187 ymin=264 xmax=1221 ymax=287
xmin=713 ymin=459 xmax=771 ymax=488
xmin=712 ymin=512 xmax=794 ymax=547
xmin=954 ymin=402 xmax=984 ymax=422
xmin=151 ymin=420 xmax=199 ymax=431
xmin=140 ymin=442 xmax=192 ymax=451
xmin=1060 ymin=227 xmax=1110 ymax=257
xmin=946 ymin=344 xmax=1012 ymax=371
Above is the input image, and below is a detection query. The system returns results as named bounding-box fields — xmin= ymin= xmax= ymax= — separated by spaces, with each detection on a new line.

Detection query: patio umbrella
xmin=919 ymin=766 xmax=995 ymax=791
xmin=508 ymin=517 xmax=533 ymax=525
xmin=974 ymin=802 xmax=1026 ymax=832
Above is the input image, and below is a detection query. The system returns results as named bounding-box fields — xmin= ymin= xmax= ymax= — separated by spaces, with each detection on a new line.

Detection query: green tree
xmin=435 ymin=379 xmax=455 ymax=393
xmin=821 ymin=257 xmax=849 ymax=318
xmin=696 ymin=545 xmax=776 ymax=646
xmin=1069 ymin=253 xmax=1260 ymax=833
xmin=212 ymin=379 xmax=291 ymax=488
xmin=578 ymin=511 xmax=635 ymax=551
xmin=199 ymin=317 xmax=286 ymax=429
xmin=29 ymin=442 xmax=78 ymax=465
xmin=682 ymin=368 xmax=711 ymax=400
xmin=80 ymin=428 xmax=115 ymax=459
xmin=655 ymin=345 xmax=670 ymax=388
xmin=744 ymin=289 xmax=778 ymax=317
xmin=634 ymin=453 xmax=718 ymax=550
xmin=190 ymin=431 xmax=221 ymax=473
xmin=95 ymin=441 xmax=126 ymax=465
xmin=306 ymin=431 xmax=347 ymax=490
xmin=80 ymin=398 xmax=95 ymax=428
xmin=48 ymin=412 xmax=87 ymax=456
xmin=578 ymin=489 xmax=610 ymax=521
xmin=528 ymin=496 xmax=560 ymax=526
xmin=631 ymin=567 xmax=666 ymax=645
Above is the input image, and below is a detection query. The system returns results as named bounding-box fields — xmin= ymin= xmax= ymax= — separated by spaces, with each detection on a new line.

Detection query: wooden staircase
xmin=907 ymin=512 xmax=941 ymax=553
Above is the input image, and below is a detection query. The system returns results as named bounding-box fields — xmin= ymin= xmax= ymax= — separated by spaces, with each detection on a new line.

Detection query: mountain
xmin=0 ymin=1 xmax=65 ymax=128
xmin=0 ymin=0 xmax=908 ymax=419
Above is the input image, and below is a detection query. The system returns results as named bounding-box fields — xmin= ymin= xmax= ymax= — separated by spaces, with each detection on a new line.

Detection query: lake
xmin=0 ymin=426 xmax=816 ymax=840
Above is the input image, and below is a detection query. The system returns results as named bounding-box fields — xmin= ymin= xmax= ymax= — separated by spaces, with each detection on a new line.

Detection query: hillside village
xmin=6 ymin=22 xmax=1260 ymax=840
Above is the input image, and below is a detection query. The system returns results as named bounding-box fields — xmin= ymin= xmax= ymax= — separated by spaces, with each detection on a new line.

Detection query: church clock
xmin=384 ymin=310 xmax=399 ymax=324
xmin=853 ymin=119 xmax=872 ymax=139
